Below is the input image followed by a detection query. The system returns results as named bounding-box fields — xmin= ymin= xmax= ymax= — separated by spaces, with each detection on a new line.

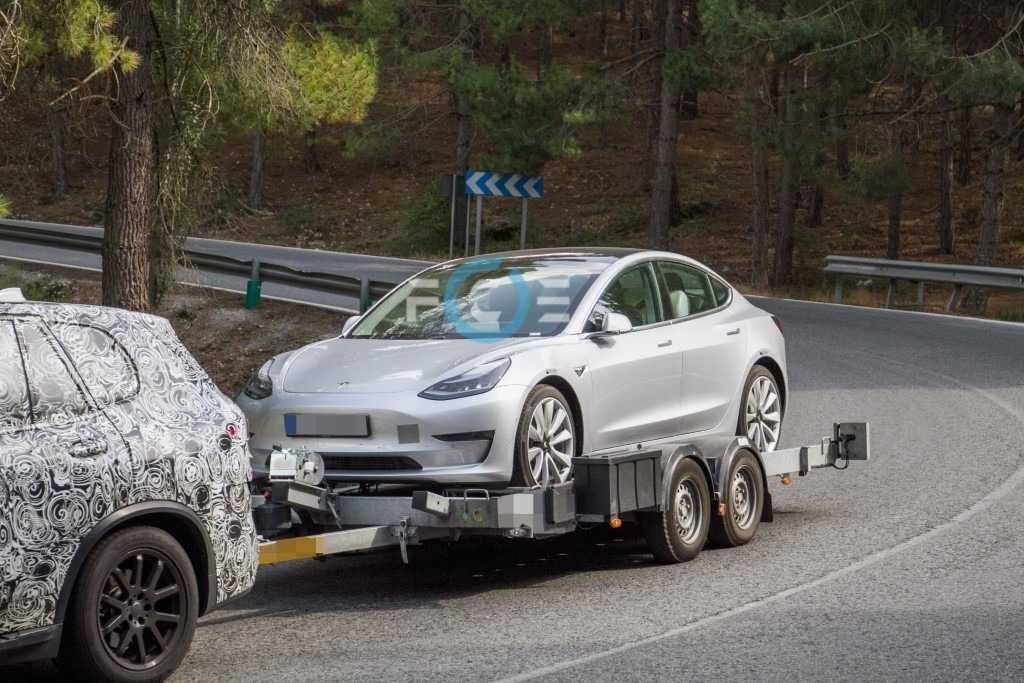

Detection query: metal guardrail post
xmin=916 ymin=281 xmax=925 ymax=310
xmin=833 ymin=276 xmax=844 ymax=304
xmin=359 ymin=277 xmax=370 ymax=314
xmin=245 ymin=259 xmax=262 ymax=309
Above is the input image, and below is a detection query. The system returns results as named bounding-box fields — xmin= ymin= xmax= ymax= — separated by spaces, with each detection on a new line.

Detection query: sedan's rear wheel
xmin=512 ymin=385 xmax=576 ymax=487
xmin=738 ymin=366 xmax=782 ymax=452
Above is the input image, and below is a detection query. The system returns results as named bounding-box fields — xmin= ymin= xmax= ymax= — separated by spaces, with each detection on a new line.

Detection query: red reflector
xmin=226 ymin=423 xmax=239 ymax=438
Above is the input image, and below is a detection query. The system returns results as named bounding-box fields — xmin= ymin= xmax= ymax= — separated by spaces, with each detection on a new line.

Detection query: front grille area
xmin=321 ymin=455 xmax=423 ymax=471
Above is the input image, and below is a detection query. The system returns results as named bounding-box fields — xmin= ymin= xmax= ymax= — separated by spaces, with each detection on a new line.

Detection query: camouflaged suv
xmin=0 ymin=290 xmax=258 ymax=682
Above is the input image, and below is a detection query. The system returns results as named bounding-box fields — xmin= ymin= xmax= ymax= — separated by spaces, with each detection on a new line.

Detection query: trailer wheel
xmin=59 ymin=526 xmax=199 ymax=683
xmin=641 ymin=458 xmax=710 ymax=563
xmin=710 ymin=449 xmax=764 ymax=548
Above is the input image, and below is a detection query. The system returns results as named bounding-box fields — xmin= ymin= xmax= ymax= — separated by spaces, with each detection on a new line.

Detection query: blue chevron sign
xmin=464 ymin=171 xmax=543 ymax=198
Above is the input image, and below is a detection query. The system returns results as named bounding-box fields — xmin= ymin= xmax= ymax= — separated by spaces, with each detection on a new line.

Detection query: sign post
xmin=463 ymin=171 xmax=544 ymax=255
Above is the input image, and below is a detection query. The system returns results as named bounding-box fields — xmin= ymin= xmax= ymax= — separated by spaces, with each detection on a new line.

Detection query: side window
xmin=0 ymin=321 xmax=30 ymax=430
xmin=658 ymin=262 xmax=717 ymax=319
xmin=55 ymin=323 xmax=139 ymax=407
xmin=16 ymin=322 xmax=90 ymax=423
xmin=589 ymin=265 xmax=663 ymax=329
xmin=710 ymin=277 xmax=732 ymax=307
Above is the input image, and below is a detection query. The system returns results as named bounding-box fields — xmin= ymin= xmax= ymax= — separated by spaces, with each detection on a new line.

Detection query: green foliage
xmin=855 ymin=153 xmax=910 ymax=202
xmin=454 ymin=63 xmax=596 ymax=174
xmin=0 ymin=265 xmax=73 ymax=302
xmin=0 ymin=193 xmax=9 ymax=218
xmin=664 ymin=47 xmax=713 ymax=93
xmin=463 ymin=0 xmax=579 ymax=44
xmin=283 ymin=29 xmax=379 ymax=131
xmin=399 ymin=183 xmax=450 ymax=254
xmin=947 ymin=53 xmax=1024 ymax=107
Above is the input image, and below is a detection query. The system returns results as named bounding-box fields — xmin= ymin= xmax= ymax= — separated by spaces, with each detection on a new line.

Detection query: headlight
xmin=243 ymin=360 xmax=274 ymax=400
xmin=419 ymin=357 xmax=511 ymax=400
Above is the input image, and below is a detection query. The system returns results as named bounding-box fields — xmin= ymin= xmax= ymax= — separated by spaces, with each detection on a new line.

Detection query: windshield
xmin=349 ymin=255 xmax=610 ymax=339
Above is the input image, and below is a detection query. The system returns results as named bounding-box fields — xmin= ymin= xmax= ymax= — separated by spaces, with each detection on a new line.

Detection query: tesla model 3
xmin=237 ymin=248 xmax=787 ymax=488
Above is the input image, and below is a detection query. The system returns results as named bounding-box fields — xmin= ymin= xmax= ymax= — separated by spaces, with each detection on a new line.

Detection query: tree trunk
xmin=303 ymin=128 xmax=322 ymax=173
xmin=647 ymin=0 xmax=680 ymax=250
xmin=248 ymin=127 xmax=264 ymax=210
xmin=47 ymin=104 xmax=69 ymax=197
xmin=773 ymin=66 xmax=801 ymax=286
xmin=886 ymin=190 xmax=902 ymax=260
xmin=749 ymin=59 xmax=770 ymax=289
xmin=960 ymin=103 xmax=1012 ymax=314
xmin=680 ymin=0 xmax=700 ymax=119
xmin=451 ymin=6 xmax=476 ymax=252
xmin=835 ymin=114 xmax=850 ymax=179
xmin=938 ymin=105 xmax=955 ymax=254
xmin=630 ymin=0 xmax=643 ymax=56
xmin=599 ymin=0 xmax=609 ymax=56
xmin=955 ymin=105 xmax=971 ymax=185
xmin=102 ymin=0 xmax=156 ymax=312
xmin=806 ymin=74 xmax=829 ymax=230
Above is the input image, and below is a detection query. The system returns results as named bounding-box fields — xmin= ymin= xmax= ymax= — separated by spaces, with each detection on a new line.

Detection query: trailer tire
xmin=59 ymin=526 xmax=199 ymax=683
xmin=709 ymin=449 xmax=764 ymax=548
xmin=641 ymin=458 xmax=710 ymax=563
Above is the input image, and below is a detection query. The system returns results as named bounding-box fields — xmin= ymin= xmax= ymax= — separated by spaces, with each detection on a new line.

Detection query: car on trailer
xmin=0 ymin=289 xmax=258 ymax=682
xmin=239 ymin=248 xmax=787 ymax=490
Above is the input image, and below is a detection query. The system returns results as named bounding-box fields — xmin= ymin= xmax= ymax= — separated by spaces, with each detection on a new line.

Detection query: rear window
xmin=710 ymin=277 xmax=732 ymax=307
xmin=55 ymin=323 xmax=139 ymax=407
xmin=0 ymin=321 xmax=30 ymax=429
xmin=17 ymin=322 xmax=90 ymax=423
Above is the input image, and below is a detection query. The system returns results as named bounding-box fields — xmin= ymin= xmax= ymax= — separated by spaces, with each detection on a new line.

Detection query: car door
xmin=584 ymin=262 xmax=684 ymax=450
xmin=13 ymin=318 xmax=135 ymax=508
xmin=655 ymin=261 xmax=748 ymax=434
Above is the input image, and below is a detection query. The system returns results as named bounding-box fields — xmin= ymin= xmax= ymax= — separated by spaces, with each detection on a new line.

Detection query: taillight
xmin=226 ymin=423 xmax=240 ymax=439
xmin=771 ymin=315 xmax=783 ymax=334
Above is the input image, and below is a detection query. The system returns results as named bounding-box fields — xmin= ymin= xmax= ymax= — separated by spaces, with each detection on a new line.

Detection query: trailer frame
xmin=255 ymin=422 xmax=869 ymax=566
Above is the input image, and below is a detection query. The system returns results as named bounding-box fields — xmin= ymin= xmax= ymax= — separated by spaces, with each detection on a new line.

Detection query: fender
xmin=54 ymin=500 xmax=219 ymax=630
xmin=657 ymin=444 xmax=715 ymax=512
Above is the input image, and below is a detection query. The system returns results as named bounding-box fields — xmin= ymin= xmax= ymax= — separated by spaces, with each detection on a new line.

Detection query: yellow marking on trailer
xmin=258 ymin=536 xmax=321 ymax=566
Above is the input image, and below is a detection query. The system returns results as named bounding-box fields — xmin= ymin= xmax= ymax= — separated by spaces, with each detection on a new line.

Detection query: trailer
xmin=253 ymin=422 xmax=870 ymax=566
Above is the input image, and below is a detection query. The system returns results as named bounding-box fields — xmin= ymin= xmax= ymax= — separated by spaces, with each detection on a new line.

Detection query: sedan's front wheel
xmin=512 ymin=385 xmax=576 ymax=487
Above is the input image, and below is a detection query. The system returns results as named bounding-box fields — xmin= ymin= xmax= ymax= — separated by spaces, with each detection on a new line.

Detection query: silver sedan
xmin=238 ymin=248 xmax=787 ymax=488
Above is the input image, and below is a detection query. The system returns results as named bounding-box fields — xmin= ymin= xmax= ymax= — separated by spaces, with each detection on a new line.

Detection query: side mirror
xmin=341 ymin=316 xmax=361 ymax=336
xmin=602 ymin=312 xmax=633 ymax=335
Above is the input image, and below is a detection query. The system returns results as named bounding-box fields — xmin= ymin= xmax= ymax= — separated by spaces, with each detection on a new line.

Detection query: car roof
xmin=437 ymin=247 xmax=645 ymax=269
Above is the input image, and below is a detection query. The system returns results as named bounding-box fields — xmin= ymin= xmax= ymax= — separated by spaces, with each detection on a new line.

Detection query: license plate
xmin=284 ymin=414 xmax=370 ymax=437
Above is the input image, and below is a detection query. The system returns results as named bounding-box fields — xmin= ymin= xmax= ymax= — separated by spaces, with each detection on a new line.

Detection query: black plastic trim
xmin=0 ymin=624 xmax=62 ymax=666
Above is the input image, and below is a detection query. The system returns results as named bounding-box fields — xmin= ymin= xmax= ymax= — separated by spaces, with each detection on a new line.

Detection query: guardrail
xmin=0 ymin=219 xmax=408 ymax=312
xmin=825 ymin=255 xmax=1024 ymax=312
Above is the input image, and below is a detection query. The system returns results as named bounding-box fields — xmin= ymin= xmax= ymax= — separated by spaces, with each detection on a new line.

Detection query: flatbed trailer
xmin=254 ymin=422 xmax=869 ymax=566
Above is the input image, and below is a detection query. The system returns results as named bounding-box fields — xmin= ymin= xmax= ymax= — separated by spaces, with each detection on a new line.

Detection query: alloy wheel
xmin=745 ymin=375 xmax=781 ymax=451
xmin=528 ymin=397 xmax=575 ymax=485
xmin=96 ymin=549 xmax=186 ymax=671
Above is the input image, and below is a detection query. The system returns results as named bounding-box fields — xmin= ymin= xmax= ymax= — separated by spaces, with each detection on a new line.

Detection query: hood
xmin=281 ymin=337 xmax=525 ymax=394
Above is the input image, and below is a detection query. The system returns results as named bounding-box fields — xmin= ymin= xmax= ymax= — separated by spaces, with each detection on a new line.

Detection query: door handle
xmin=68 ymin=439 xmax=108 ymax=458
xmin=657 ymin=340 xmax=673 ymax=348
xmin=726 ymin=328 xmax=741 ymax=336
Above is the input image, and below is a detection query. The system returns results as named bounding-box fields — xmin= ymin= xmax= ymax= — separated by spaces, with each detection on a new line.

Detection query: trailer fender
xmin=714 ymin=437 xmax=773 ymax=523
xmin=657 ymin=445 xmax=715 ymax=513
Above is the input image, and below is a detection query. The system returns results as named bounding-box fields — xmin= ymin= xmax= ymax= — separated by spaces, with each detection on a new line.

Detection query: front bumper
xmin=239 ymin=385 xmax=526 ymax=485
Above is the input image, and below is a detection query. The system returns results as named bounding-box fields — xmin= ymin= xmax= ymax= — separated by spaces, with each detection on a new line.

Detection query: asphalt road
xmin=0 ymin=221 xmax=428 ymax=311
xmin=7 ymin=295 xmax=1021 ymax=682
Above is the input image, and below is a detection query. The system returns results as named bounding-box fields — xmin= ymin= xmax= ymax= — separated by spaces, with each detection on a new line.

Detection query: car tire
xmin=641 ymin=458 xmax=710 ymax=564
xmin=511 ymin=384 xmax=576 ymax=487
xmin=737 ymin=365 xmax=783 ymax=452
xmin=59 ymin=526 xmax=199 ymax=683
xmin=709 ymin=448 xmax=764 ymax=548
